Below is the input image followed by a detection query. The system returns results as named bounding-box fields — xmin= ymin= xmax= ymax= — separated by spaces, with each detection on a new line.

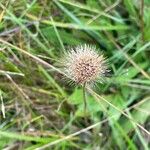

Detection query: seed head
xmin=62 ymin=44 xmax=108 ymax=85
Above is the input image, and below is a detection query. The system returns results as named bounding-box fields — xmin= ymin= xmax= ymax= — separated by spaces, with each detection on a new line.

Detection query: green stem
xmin=83 ymin=83 xmax=87 ymax=116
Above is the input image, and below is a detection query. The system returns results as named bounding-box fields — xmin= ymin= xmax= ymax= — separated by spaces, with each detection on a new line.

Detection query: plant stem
xmin=83 ymin=83 xmax=87 ymax=117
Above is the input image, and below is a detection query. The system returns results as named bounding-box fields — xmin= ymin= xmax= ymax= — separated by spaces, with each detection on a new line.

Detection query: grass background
xmin=0 ymin=0 xmax=150 ymax=149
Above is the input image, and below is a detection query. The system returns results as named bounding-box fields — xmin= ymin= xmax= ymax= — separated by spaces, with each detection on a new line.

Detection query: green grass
xmin=0 ymin=0 xmax=150 ymax=149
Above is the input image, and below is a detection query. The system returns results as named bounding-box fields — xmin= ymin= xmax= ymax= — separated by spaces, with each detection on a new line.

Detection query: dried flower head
xmin=62 ymin=44 xmax=108 ymax=85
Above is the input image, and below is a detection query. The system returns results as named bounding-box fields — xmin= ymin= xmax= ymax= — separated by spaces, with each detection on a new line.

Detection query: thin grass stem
xmin=83 ymin=82 xmax=87 ymax=117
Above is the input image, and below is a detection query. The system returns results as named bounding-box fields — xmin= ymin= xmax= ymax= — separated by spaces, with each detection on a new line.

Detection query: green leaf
xmin=69 ymin=88 xmax=111 ymax=117
xmin=115 ymin=63 xmax=148 ymax=84
xmin=42 ymin=27 xmax=82 ymax=45
xmin=0 ymin=130 xmax=52 ymax=143
xmin=120 ymin=97 xmax=150 ymax=133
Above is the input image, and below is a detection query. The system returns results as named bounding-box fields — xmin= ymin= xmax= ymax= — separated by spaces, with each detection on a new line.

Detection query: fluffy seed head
xmin=62 ymin=44 xmax=108 ymax=85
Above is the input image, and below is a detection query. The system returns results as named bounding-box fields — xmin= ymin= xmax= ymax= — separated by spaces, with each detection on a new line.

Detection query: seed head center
xmin=74 ymin=58 xmax=98 ymax=84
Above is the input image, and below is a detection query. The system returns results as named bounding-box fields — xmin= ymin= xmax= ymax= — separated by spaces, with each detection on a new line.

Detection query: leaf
xmin=123 ymin=0 xmax=137 ymax=17
xmin=108 ymin=94 xmax=125 ymax=121
xmin=41 ymin=27 xmax=82 ymax=45
xmin=120 ymin=97 xmax=150 ymax=133
xmin=115 ymin=63 xmax=148 ymax=84
xmin=69 ymin=88 xmax=111 ymax=117
xmin=0 ymin=131 xmax=51 ymax=143
xmin=68 ymin=88 xmax=83 ymax=105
